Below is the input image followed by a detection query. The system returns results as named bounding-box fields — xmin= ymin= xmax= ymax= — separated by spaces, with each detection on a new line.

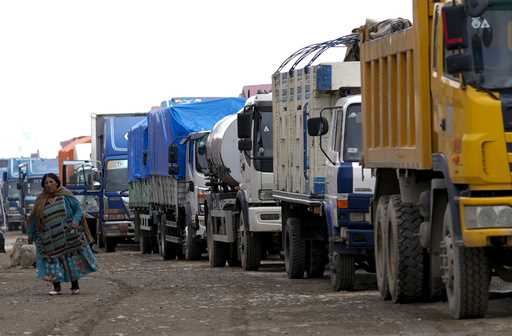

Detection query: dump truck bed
xmin=360 ymin=1 xmax=432 ymax=170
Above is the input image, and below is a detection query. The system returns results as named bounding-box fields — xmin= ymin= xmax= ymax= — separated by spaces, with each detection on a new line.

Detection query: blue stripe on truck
xmin=337 ymin=162 xmax=353 ymax=194
xmin=316 ymin=64 xmax=332 ymax=91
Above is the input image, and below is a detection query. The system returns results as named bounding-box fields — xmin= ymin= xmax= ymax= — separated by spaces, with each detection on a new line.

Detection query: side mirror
xmin=2 ymin=172 xmax=6 ymax=182
xmin=237 ymin=112 xmax=253 ymax=139
xmin=168 ymin=144 xmax=178 ymax=164
xmin=189 ymin=181 xmax=194 ymax=192
xmin=16 ymin=183 xmax=22 ymax=190
xmin=442 ymin=5 xmax=468 ymax=50
xmin=308 ymin=117 xmax=329 ymax=137
xmin=143 ymin=152 xmax=148 ymax=165
xmin=238 ymin=139 xmax=252 ymax=152
xmin=446 ymin=54 xmax=472 ymax=75
xmin=465 ymin=0 xmax=488 ymax=17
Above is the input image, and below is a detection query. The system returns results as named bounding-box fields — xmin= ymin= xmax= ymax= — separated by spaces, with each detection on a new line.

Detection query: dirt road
xmin=2 ymin=235 xmax=512 ymax=335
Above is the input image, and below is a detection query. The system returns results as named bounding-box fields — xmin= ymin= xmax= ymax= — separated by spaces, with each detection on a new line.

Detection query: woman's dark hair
xmin=41 ymin=173 xmax=61 ymax=189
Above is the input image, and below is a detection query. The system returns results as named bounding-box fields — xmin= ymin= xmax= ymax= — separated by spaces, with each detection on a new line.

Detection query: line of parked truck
xmin=5 ymin=0 xmax=512 ymax=320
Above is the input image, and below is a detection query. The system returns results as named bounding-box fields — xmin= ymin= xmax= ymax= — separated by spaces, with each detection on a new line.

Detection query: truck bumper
xmin=7 ymin=213 xmax=23 ymax=223
xmin=103 ymin=220 xmax=135 ymax=238
xmin=248 ymin=206 xmax=281 ymax=232
xmin=459 ymin=196 xmax=512 ymax=247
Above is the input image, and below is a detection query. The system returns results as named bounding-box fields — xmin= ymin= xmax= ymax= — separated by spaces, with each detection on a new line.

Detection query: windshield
xmin=463 ymin=8 xmax=512 ymax=90
xmin=253 ymin=107 xmax=273 ymax=172
xmin=343 ymin=104 xmax=363 ymax=162
xmin=195 ymin=136 xmax=209 ymax=175
xmin=30 ymin=159 xmax=58 ymax=175
xmin=7 ymin=181 xmax=20 ymax=199
xmin=105 ymin=159 xmax=128 ymax=192
xmin=27 ymin=178 xmax=43 ymax=196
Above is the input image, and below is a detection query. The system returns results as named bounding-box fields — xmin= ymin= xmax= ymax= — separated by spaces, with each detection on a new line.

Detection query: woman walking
xmin=28 ymin=173 xmax=97 ymax=295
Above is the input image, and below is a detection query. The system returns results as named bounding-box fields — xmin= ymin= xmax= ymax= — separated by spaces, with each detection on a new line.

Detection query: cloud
xmin=0 ymin=0 xmax=412 ymax=158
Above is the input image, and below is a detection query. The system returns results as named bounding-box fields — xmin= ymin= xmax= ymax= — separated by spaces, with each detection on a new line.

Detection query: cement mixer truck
xmin=205 ymin=93 xmax=282 ymax=270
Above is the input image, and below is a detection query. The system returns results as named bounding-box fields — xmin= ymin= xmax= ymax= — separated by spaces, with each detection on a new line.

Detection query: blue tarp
xmin=148 ymin=97 xmax=245 ymax=180
xmin=128 ymin=118 xmax=149 ymax=182
xmin=104 ymin=116 xmax=146 ymax=158
xmin=160 ymin=97 xmax=219 ymax=108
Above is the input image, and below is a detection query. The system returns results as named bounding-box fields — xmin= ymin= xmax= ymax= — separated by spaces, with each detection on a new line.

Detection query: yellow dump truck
xmin=361 ymin=0 xmax=512 ymax=319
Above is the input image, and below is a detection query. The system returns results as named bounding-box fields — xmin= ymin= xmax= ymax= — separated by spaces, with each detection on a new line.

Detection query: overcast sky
xmin=0 ymin=0 xmax=412 ymax=158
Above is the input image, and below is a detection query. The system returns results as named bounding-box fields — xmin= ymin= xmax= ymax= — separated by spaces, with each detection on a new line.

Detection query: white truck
xmin=272 ymin=62 xmax=375 ymax=288
xmin=205 ymin=94 xmax=282 ymax=270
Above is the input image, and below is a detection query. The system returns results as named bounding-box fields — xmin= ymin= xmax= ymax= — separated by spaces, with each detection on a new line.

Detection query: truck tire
xmin=441 ymin=207 xmax=490 ymax=319
xmin=227 ymin=243 xmax=240 ymax=267
xmin=0 ymin=232 xmax=5 ymax=253
xmin=104 ymin=237 xmax=117 ymax=253
xmin=160 ymin=232 xmax=176 ymax=260
xmin=239 ymin=209 xmax=260 ymax=271
xmin=152 ymin=235 xmax=159 ymax=254
xmin=185 ymin=223 xmax=201 ymax=261
xmin=208 ymin=237 xmax=227 ymax=267
xmin=140 ymin=231 xmax=152 ymax=254
xmin=285 ymin=217 xmax=305 ymax=279
xmin=159 ymin=215 xmax=176 ymax=260
xmin=96 ymin=222 xmax=105 ymax=249
xmin=306 ymin=241 xmax=326 ymax=278
xmin=207 ymin=213 xmax=227 ymax=267
xmin=375 ymin=195 xmax=391 ymax=300
xmin=386 ymin=195 xmax=424 ymax=303
xmin=331 ymin=252 xmax=355 ymax=291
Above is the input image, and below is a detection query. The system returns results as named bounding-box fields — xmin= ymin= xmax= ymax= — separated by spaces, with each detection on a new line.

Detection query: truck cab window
xmin=7 ymin=182 xmax=20 ymax=199
xmin=334 ymin=107 xmax=344 ymax=154
xmin=343 ymin=104 xmax=363 ymax=162
xmin=195 ymin=136 xmax=209 ymax=175
xmin=253 ymin=107 xmax=273 ymax=172
xmin=105 ymin=159 xmax=128 ymax=192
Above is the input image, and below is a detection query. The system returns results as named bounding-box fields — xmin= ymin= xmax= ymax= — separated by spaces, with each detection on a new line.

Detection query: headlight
xmin=465 ymin=206 xmax=512 ymax=229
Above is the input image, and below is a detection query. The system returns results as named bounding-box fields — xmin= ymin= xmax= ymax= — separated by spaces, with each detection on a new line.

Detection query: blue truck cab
xmin=92 ymin=113 xmax=146 ymax=252
xmin=2 ymin=158 xmax=29 ymax=231
xmin=308 ymin=95 xmax=375 ymax=290
xmin=272 ymin=61 xmax=375 ymax=290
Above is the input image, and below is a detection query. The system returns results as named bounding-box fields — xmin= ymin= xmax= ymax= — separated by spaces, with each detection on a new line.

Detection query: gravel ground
xmin=2 ymin=232 xmax=512 ymax=336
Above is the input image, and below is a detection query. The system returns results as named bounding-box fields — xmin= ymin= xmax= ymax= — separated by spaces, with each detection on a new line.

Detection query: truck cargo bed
xmin=361 ymin=2 xmax=432 ymax=170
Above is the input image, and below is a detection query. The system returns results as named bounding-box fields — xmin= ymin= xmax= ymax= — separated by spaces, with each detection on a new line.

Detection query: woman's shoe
xmin=48 ymin=290 xmax=61 ymax=296
xmin=71 ymin=289 xmax=80 ymax=295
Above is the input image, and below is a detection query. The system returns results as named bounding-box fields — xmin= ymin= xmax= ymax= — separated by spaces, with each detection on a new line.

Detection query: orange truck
xmin=58 ymin=136 xmax=92 ymax=180
xmin=58 ymin=136 xmax=98 ymax=243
